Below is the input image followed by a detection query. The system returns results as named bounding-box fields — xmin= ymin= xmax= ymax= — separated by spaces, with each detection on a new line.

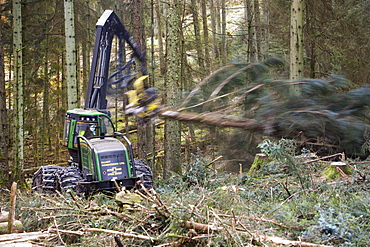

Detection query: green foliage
xmin=155 ymin=151 xmax=228 ymax=194
xmin=3 ymin=152 xmax=368 ymax=246
xmin=181 ymin=152 xmax=216 ymax=188
xmin=256 ymin=139 xmax=317 ymax=189
xmin=257 ymin=138 xmax=296 ymax=159
xmin=301 ymin=195 xmax=370 ymax=246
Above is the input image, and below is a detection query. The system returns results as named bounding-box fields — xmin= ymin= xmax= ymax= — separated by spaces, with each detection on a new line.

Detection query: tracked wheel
xmin=55 ymin=166 xmax=85 ymax=193
xmin=32 ymin=165 xmax=62 ymax=192
xmin=134 ymin=159 xmax=154 ymax=190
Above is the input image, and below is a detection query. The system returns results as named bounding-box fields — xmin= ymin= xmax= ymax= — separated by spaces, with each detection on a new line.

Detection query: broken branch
xmin=84 ymin=228 xmax=159 ymax=242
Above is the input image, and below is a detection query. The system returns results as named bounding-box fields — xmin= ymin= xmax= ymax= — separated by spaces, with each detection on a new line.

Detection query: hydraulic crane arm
xmin=84 ymin=10 xmax=147 ymax=110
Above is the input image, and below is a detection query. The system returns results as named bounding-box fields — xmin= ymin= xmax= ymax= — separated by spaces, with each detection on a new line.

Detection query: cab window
xmin=63 ymin=120 xmax=71 ymax=146
xmin=77 ymin=122 xmax=98 ymax=138
xmin=100 ymin=116 xmax=115 ymax=135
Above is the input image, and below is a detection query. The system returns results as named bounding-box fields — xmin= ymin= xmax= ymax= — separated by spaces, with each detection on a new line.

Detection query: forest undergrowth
xmin=1 ymin=140 xmax=370 ymax=246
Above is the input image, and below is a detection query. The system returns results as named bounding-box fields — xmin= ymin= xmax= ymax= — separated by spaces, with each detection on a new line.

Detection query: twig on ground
xmin=39 ymin=214 xmax=90 ymax=220
xmin=51 ymin=216 xmax=65 ymax=245
xmin=84 ymin=227 xmax=159 ymax=242
xmin=215 ymin=213 xmax=297 ymax=230
xmin=258 ymin=235 xmax=334 ymax=247
xmin=137 ymin=184 xmax=171 ymax=217
xmin=302 ymin=153 xmax=343 ymax=164
xmin=48 ymin=228 xmax=85 ymax=236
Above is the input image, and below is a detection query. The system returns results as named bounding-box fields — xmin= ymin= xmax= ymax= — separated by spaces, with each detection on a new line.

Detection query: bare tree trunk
xmin=55 ymin=56 xmax=62 ymax=163
xmin=201 ymin=0 xmax=210 ymax=72
xmin=305 ymin=0 xmax=317 ymax=79
xmin=64 ymin=0 xmax=78 ymax=109
xmin=220 ymin=0 xmax=226 ymax=64
xmin=0 ymin=12 xmax=9 ymax=187
xmin=130 ymin=0 xmax=154 ymax=161
xmin=164 ymin=0 xmax=182 ymax=178
xmin=244 ymin=0 xmax=255 ymax=62
xmin=85 ymin=1 xmax=92 ymax=85
xmin=254 ymin=0 xmax=262 ymax=61
xmin=290 ymin=0 xmax=304 ymax=95
xmin=13 ymin=0 xmax=24 ymax=183
xmin=155 ymin=0 xmax=166 ymax=75
xmin=262 ymin=0 xmax=270 ymax=57
xmin=190 ymin=0 xmax=204 ymax=72
xmin=210 ymin=0 xmax=219 ymax=59
xmin=41 ymin=22 xmax=49 ymax=166
xmin=154 ymin=0 xmax=166 ymax=177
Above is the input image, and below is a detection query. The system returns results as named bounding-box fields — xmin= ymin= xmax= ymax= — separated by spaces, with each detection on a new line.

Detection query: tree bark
xmin=13 ymin=0 xmax=24 ymax=183
xmin=164 ymin=0 xmax=182 ymax=178
xmin=131 ymin=0 xmax=154 ymax=161
xmin=190 ymin=0 xmax=204 ymax=71
xmin=201 ymin=0 xmax=210 ymax=72
xmin=64 ymin=0 xmax=78 ymax=109
xmin=220 ymin=0 xmax=226 ymax=64
xmin=254 ymin=0 xmax=262 ymax=61
xmin=41 ymin=22 xmax=49 ymax=167
xmin=290 ymin=0 xmax=304 ymax=95
xmin=210 ymin=0 xmax=219 ymax=59
xmin=244 ymin=0 xmax=255 ymax=62
xmin=0 ymin=11 xmax=9 ymax=187
xmin=155 ymin=0 xmax=166 ymax=75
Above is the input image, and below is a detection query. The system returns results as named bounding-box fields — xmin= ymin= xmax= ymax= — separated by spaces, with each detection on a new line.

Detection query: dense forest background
xmin=1 ymin=0 xmax=370 ymax=188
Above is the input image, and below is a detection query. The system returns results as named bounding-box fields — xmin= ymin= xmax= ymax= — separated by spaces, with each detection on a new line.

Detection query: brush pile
xmin=5 ymin=146 xmax=369 ymax=246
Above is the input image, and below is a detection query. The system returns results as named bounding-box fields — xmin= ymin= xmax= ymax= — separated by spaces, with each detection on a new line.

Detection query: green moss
xmin=322 ymin=162 xmax=353 ymax=180
xmin=248 ymin=153 xmax=273 ymax=176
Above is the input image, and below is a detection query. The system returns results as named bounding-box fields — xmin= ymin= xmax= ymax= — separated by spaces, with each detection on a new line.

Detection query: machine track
xmin=33 ymin=160 xmax=153 ymax=194
xmin=134 ymin=159 xmax=154 ymax=190
xmin=32 ymin=165 xmax=85 ymax=193
xmin=32 ymin=165 xmax=62 ymax=192
xmin=55 ymin=166 xmax=85 ymax=192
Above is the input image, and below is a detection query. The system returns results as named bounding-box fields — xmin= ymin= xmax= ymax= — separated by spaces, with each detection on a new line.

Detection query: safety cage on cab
xmin=62 ymin=110 xmax=115 ymax=150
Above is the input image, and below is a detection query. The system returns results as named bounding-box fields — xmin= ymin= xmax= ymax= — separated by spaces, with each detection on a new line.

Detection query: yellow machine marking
xmin=107 ymin=167 xmax=123 ymax=176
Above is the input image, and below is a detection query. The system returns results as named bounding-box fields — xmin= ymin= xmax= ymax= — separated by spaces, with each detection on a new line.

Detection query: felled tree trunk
xmin=160 ymin=109 xmax=261 ymax=130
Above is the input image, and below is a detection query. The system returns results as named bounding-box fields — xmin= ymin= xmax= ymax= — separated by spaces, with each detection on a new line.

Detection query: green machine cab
xmin=62 ymin=109 xmax=115 ymax=152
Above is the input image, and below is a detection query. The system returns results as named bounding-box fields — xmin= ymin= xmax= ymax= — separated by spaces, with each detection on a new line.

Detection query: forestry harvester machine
xmin=32 ymin=10 xmax=160 ymax=194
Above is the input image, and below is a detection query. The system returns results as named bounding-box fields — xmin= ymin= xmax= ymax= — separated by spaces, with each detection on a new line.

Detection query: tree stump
xmin=323 ymin=161 xmax=352 ymax=180
xmin=248 ymin=153 xmax=272 ymax=176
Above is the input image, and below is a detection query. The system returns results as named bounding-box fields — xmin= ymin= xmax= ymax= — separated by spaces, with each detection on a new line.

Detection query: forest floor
xmin=1 ymin=143 xmax=369 ymax=247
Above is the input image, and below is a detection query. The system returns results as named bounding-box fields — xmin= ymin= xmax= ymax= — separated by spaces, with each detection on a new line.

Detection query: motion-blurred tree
xmin=162 ymin=58 xmax=370 ymax=159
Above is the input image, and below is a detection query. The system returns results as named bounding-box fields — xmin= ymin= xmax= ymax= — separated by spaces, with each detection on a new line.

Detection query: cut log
xmin=0 ymin=231 xmax=47 ymax=242
xmin=180 ymin=221 xmax=223 ymax=233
